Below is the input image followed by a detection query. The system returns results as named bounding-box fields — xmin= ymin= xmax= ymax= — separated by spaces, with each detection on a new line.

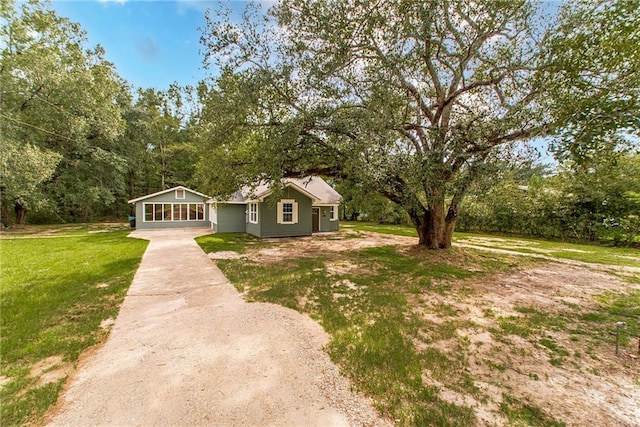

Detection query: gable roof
xmin=224 ymin=177 xmax=342 ymax=205
xmin=128 ymin=186 xmax=210 ymax=204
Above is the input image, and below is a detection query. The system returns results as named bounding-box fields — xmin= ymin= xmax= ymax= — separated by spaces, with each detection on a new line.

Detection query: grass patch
xmin=195 ymin=232 xmax=266 ymax=254
xmin=454 ymin=233 xmax=640 ymax=268
xmin=341 ymin=221 xmax=640 ymax=267
xmin=0 ymin=228 xmax=147 ymax=426
xmin=500 ymin=393 xmax=566 ymax=426
xmin=341 ymin=221 xmax=418 ymax=237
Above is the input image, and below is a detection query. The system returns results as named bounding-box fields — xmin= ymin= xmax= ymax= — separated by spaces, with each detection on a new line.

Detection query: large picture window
xmin=143 ymin=203 xmax=204 ymax=222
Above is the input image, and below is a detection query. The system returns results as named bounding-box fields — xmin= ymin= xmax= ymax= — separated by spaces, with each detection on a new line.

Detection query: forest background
xmin=1 ymin=0 xmax=638 ymax=245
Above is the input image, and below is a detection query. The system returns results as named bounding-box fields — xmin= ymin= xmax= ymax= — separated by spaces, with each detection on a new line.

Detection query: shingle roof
xmin=224 ymin=176 xmax=342 ymax=204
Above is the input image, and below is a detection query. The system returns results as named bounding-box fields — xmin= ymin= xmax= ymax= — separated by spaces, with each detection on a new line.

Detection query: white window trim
xmin=329 ymin=205 xmax=338 ymax=221
xmin=277 ymin=199 xmax=298 ymax=224
xmin=210 ymin=204 xmax=218 ymax=224
xmin=249 ymin=202 xmax=259 ymax=224
xmin=175 ymin=189 xmax=186 ymax=199
xmin=142 ymin=202 xmax=204 ymax=222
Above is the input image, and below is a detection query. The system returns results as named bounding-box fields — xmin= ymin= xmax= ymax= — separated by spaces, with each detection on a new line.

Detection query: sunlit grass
xmin=341 ymin=221 xmax=640 ymax=267
xmin=0 ymin=229 xmax=147 ymax=426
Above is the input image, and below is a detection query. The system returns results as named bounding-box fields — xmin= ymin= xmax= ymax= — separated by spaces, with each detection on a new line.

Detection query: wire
xmin=0 ymin=112 xmax=79 ymax=143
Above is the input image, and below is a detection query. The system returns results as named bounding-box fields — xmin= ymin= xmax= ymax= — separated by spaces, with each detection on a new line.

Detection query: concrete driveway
xmin=48 ymin=228 xmax=384 ymax=426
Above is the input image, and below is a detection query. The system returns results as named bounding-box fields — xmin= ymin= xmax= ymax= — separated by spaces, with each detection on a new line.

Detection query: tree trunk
xmin=1 ymin=204 xmax=10 ymax=228
xmin=442 ymin=203 xmax=458 ymax=249
xmin=14 ymin=202 xmax=27 ymax=227
xmin=408 ymin=188 xmax=456 ymax=250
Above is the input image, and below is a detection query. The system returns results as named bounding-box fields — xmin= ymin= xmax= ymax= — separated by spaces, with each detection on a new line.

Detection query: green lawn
xmin=341 ymin=221 xmax=640 ymax=268
xmin=0 ymin=229 xmax=147 ymax=426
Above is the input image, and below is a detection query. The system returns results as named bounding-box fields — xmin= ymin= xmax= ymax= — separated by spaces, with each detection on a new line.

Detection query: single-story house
xmin=128 ymin=177 xmax=342 ymax=238
xmin=128 ymin=186 xmax=211 ymax=229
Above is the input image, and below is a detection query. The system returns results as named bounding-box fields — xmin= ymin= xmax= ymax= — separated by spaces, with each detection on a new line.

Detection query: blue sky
xmin=51 ymin=0 xmax=239 ymax=90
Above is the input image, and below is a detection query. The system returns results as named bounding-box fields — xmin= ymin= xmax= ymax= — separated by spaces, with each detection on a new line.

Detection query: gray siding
xmin=258 ymin=187 xmax=313 ymax=238
xmin=216 ymin=204 xmax=247 ymax=233
xmin=315 ymin=206 xmax=339 ymax=232
xmin=133 ymin=188 xmax=209 ymax=229
xmin=319 ymin=206 xmax=331 ymax=232
xmin=246 ymin=211 xmax=261 ymax=237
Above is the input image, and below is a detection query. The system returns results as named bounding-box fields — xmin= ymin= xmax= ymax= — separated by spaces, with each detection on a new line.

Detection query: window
xmin=249 ymin=203 xmax=258 ymax=224
xmin=142 ymin=203 xmax=204 ymax=222
xmin=282 ymin=203 xmax=293 ymax=223
xmin=277 ymin=199 xmax=298 ymax=224
xmin=145 ymin=204 xmax=153 ymax=222
xmin=154 ymin=204 xmax=163 ymax=221
xmin=330 ymin=205 xmax=338 ymax=221
xmin=173 ymin=204 xmax=182 ymax=221
xmin=175 ymin=189 xmax=185 ymax=199
xmin=189 ymin=204 xmax=204 ymax=221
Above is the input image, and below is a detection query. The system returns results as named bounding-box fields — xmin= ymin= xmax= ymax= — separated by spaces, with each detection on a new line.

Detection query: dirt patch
xmin=237 ymin=231 xmax=639 ymax=426
xmin=247 ymin=231 xmax=416 ymax=263
xmin=99 ymin=317 xmax=115 ymax=329
xmin=415 ymin=264 xmax=640 ymax=427
xmin=208 ymin=250 xmax=245 ymax=260
xmin=30 ymin=355 xmax=74 ymax=388
xmin=0 ymin=375 xmax=11 ymax=389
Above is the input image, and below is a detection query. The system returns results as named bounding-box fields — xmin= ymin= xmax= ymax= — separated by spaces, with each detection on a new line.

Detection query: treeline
xmin=2 ymin=0 xmax=638 ymax=248
xmin=457 ymin=154 xmax=640 ymax=245
xmin=1 ymin=1 xmax=200 ymax=226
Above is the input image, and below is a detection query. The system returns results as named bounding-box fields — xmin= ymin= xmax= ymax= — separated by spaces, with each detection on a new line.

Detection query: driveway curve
xmin=48 ymin=228 xmax=385 ymax=426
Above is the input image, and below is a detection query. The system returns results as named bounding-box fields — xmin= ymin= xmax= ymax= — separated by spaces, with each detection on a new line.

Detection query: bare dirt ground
xmin=212 ymin=231 xmax=640 ymax=427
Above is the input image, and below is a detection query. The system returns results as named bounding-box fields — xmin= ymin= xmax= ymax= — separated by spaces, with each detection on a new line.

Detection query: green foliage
xmin=458 ymin=153 xmax=640 ymax=244
xmin=0 ymin=140 xmax=61 ymax=226
xmin=0 ymin=228 xmax=148 ymax=426
xmin=1 ymin=0 xmax=127 ymax=223
xmin=539 ymin=0 xmax=640 ymax=164
xmin=197 ymin=0 xmax=637 ymax=249
xmin=0 ymin=1 xmax=201 ymax=225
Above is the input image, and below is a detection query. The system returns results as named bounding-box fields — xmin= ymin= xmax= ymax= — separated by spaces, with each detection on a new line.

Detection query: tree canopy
xmin=1 ymin=0 xmax=200 ymax=226
xmin=196 ymin=0 xmax=639 ymax=248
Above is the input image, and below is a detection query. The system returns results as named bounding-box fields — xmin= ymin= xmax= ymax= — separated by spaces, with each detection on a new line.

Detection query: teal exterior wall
xmin=215 ymin=204 xmax=247 ymax=233
xmin=133 ymin=188 xmax=209 ymax=229
xmin=316 ymin=206 xmax=339 ymax=232
xmin=249 ymin=187 xmax=313 ymax=238
xmin=246 ymin=205 xmax=260 ymax=237
xmin=319 ymin=206 xmax=331 ymax=232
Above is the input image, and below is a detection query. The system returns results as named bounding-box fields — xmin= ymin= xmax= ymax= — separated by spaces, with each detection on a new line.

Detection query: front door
xmin=312 ymin=208 xmax=320 ymax=232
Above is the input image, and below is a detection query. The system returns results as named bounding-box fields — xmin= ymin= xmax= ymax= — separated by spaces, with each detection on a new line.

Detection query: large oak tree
xmin=197 ymin=0 xmax=638 ymax=248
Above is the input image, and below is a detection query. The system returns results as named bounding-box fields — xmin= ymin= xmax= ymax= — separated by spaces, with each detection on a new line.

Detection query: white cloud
xmin=98 ymin=0 xmax=128 ymax=4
